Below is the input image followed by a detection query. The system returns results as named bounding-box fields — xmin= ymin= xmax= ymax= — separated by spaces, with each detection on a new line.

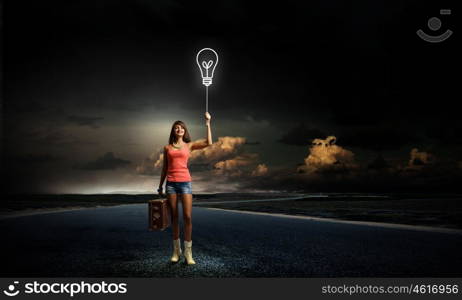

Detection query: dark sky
xmin=2 ymin=0 xmax=461 ymax=194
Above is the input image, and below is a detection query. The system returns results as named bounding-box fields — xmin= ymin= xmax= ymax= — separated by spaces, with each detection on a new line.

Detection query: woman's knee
xmin=171 ymin=209 xmax=179 ymax=221
xmin=183 ymin=213 xmax=192 ymax=224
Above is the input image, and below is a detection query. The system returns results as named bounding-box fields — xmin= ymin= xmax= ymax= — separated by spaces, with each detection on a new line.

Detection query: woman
xmin=157 ymin=112 xmax=212 ymax=265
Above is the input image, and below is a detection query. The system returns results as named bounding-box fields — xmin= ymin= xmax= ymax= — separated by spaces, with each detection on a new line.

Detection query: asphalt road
xmin=1 ymin=204 xmax=461 ymax=277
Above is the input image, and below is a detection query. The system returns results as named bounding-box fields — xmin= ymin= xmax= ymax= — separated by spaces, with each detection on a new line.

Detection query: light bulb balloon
xmin=196 ymin=48 xmax=218 ymax=87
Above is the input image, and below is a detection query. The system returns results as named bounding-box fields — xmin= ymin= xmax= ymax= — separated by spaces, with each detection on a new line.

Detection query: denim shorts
xmin=166 ymin=181 xmax=192 ymax=194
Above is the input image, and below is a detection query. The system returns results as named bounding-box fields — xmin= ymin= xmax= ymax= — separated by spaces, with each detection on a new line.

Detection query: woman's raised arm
xmin=190 ymin=112 xmax=213 ymax=151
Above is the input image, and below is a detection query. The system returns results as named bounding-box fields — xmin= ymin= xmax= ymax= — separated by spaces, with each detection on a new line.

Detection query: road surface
xmin=1 ymin=204 xmax=461 ymax=277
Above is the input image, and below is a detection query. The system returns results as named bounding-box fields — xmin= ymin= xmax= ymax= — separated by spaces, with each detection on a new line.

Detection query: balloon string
xmin=206 ymin=85 xmax=209 ymax=113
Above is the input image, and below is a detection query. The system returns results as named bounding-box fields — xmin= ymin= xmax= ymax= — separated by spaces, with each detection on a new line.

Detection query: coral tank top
xmin=166 ymin=144 xmax=192 ymax=182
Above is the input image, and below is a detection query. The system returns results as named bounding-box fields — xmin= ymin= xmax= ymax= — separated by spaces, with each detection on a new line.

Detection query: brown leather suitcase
xmin=148 ymin=199 xmax=171 ymax=231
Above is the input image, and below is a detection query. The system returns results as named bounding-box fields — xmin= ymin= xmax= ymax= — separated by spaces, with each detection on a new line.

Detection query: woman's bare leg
xmin=180 ymin=193 xmax=193 ymax=242
xmin=167 ymin=193 xmax=179 ymax=240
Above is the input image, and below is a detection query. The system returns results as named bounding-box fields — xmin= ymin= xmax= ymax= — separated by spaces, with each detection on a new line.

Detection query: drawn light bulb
xmin=196 ymin=48 xmax=218 ymax=87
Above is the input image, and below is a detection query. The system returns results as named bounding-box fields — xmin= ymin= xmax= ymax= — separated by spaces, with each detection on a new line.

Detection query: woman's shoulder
xmin=163 ymin=145 xmax=170 ymax=151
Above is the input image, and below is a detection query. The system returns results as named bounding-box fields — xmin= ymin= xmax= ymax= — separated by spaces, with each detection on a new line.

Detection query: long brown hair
xmin=168 ymin=120 xmax=191 ymax=144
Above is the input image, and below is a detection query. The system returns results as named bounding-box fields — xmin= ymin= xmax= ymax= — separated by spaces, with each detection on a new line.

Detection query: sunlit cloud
xmin=251 ymin=163 xmax=269 ymax=176
xmin=213 ymin=153 xmax=259 ymax=177
xmin=297 ymin=136 xmax=358 ymax=174
xmin=190 ymin=136 xmax=247 ymax=163
xmin=405 ymin=148 xmax=434 ymax=170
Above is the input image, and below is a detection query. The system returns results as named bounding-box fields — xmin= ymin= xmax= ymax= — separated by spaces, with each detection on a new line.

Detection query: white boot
xmin=184 ymin=240 xmax=196 ymax=265
xmin=170 ymin=239 xmax=182 ymax=263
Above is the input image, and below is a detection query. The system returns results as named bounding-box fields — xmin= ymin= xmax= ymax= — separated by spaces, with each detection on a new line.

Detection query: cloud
xmin=213 ymin=153 xmax=259 ymax=177
xmin=404 ymin=148 xmax=434 ymax=171
xmin=76 ymin=152 xmax=131 ymax=170
xmin=133 ymin=135 xmax=460 ymax=194
xmin=193 ymin=140 xmax=462 ymax=193
xmin=251 ymin=164 xmax=268 ymax=176
xmin=278 ymin=123 xmax=326 ymax=146
xmin=189 ymin=136 xmax=247 ymax=164
xmin=297 ymin=136 xmax=358 ymax=174
xmin=67 ymin=115 xmax=104 ymax=129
